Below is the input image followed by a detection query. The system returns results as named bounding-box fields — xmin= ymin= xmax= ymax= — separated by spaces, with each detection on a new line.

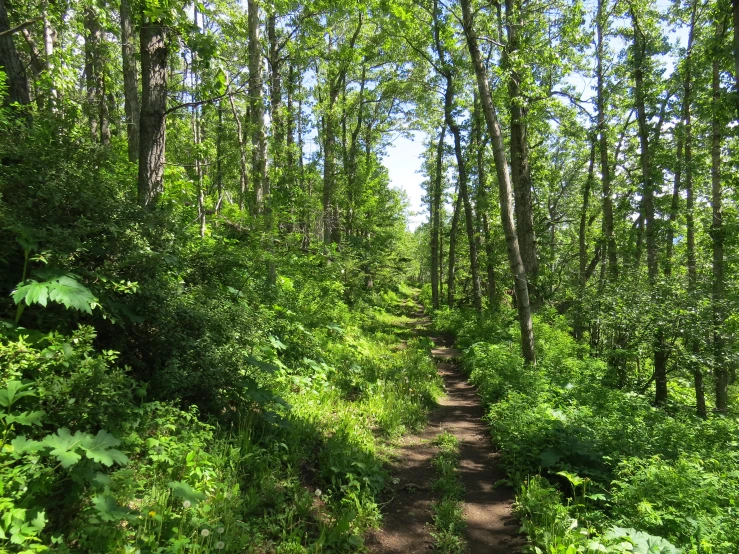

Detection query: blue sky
xmin=384 ymin=131 xmax=428 ymax=231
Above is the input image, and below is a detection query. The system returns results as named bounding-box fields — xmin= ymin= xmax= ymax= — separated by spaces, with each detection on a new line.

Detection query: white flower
xmin=182 ymin=500 xmax=191 ymax=509
xmin=215 ymin=541 xmax=225 ymax=550
xmin=314 ymin=488 xmax=322 ymax=497
xmin=201 ymin=529 xmax=210 ymax=537
xmin=217 ymin=527 xmax=225 ymax=534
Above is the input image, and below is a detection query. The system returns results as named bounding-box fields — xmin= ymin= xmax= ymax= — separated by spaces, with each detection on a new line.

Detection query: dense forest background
xmin=1 ymin=0 xmax=738 ymax=552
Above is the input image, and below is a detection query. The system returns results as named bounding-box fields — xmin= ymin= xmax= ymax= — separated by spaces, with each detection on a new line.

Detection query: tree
xmin=0 ymin=0 xmax=30 ymax=106
xmin=120 ymin=0 xmax=140 ymax=161
xmin=137 ymin=15 xmax=167 ymax=207
xmin=460 ymin=0 xmax=535 ymax=363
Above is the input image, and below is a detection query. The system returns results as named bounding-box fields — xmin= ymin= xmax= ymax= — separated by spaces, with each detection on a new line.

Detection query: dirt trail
xmin=367 ymin=304 xmax=525 ymax=553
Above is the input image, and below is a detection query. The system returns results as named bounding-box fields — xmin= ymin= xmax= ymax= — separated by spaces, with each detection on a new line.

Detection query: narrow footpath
xmin=367 ymin=303 xmax=525 ymax=553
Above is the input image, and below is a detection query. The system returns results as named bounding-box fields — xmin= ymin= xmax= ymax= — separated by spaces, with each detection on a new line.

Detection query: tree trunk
xmin=474 ymin=96 xmax=497 ymax=310
xmin=268 ymin=14 xmax=284 ymax=162
xmin=192 ymin=5 xmax=205 ymax=238
xmin=631 ymin=11 xmax=666 ymax=405
xmin=575 ymin=139 xmax=596 ymax=340
xmin=711 ymin=18 xmax=728 ymax=412
xmin=228 ymin=90 xmax=249 ymax=211
xmin=0 ymin=0 xmax=30 ymax=106
xmin=120 ymin=0 xmax=140 ymax=161
xmin=437 ymin=63 xmax=483 ymax=314
xmin=733 ymin=0 xmax=739 ymax=118
xmin=84 ymin=7 xmax=104 ymax=143
xmin=431 ymin=125 xmax=445 ymax=310
xmin=460 ymin=0 xmax=535 ymax=363
xmin=597 ymin=0 xmax=618 ymax=280
xmin=137 ymin=19 xmax=167 ymax=208
xmin=504 ymin=0 xmax=537 ymax=281
xmin=447 ymin=189 xmax=462 ymax=308
xmin=248 ymin=0 xmax=267 ymax=214
xmin=668 ymin=5 xmax=702 ymax=415
xmin=322 ymin=87 xmax=338 ymax=243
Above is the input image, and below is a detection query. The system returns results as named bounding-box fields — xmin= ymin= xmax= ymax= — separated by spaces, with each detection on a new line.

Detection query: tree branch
xmin=0 ymin=16 xmax=41 ymax=39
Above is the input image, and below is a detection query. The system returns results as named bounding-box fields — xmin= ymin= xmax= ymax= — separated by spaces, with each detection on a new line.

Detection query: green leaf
xmin=0 ymin=381 xmax=36 ymax=408
xmin=9 ymin=435 xmax=43 ymax=455
xmin=12 ymin=281 xmax=48 ymax=307
xmin=28 ymin=511 xmax=46 ymax=533
xmin=92 ymin=495 xmax=131 ymax=522
xmin=48 ymin=277 xmax=97 ymax=313
xmin=168 ymin=481 xmax=206 ymax=504
xmin=539 ymin=447 xmax=562 ymax=468
xmin=4 ymin=410 xmax=45 ymax=427
xmin=605 ymin=527 xmax=681 ymax=554
xmin=41 ymin=428 xmax=85 ymax=468
xmin=81 ymin=430 xmax=129 ymax=467
xmin=11 ymin=275 xmax=98 ymax=315
xmin=245 ymin=356 xmax=280 ymax=374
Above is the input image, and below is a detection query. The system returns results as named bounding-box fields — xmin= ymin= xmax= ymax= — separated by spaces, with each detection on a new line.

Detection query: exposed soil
xmin=366 ymin=305 xmax=525 ymax=553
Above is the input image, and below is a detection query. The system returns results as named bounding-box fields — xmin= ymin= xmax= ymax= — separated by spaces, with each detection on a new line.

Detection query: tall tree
xmin=597 ymin=0 xmax=618 ymax=280
xmin=120 ymin=0 xmax=140 ymax=161
xmin=0 ymin=0 xmax=30 ymax=106
xmin=460 ymin=0 xmax=536 ymax=363
xmin=248 ymin=0 xmax=268 ymax=214
xmin=503 ymin=0 xmax=538 ymax=282
xmin=84 ymin=6 xmax=109 ymax=144
xmin=430 ymin=125 xmax=445 ymax=309
xmin=711 ymin=14 xmax=728 ymax=412
xmin=137 ymin=16 xmax=167 ymax=207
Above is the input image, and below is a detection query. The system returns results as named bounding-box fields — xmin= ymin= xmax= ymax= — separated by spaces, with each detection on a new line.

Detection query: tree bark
xmin=597 ymin=0 xmax=618 ymax=280
xmin=460 ymin=0 xmax=535 ymax=363
xmin=711 ymin=18 xmax=728 ymax=412
xmin=678 ymin=7 xmax=704 ymax=418
xmin=84 ymin=7 xmax=109 ymax=144
xmin=504 ymin=0 xmax=537 ymax=281
xmin=575 ymin=139 xmax=596 ymax=340
xmin=228 ymin=90 xmax=249 ymax=211
xmin=192 ymin=5 xmax=205 ymax=238
xmin=444 ymin=91 xmax=483 ymax=314
xmin=733 ymin=0 xmax=739 ymax=119
xmin=429 ymin=2 xmax=483 ymax=315
xmin=120 ymin=0 xmax=140 ymax=161
xmin=248 ymin=0 xmax=268 ymax=214
xmin=431 ymin=125 xmax=446 ymax=310
xmin=137 ymin=19 xmax=167 ymax=208
xmin=447 ymin=189 xmax=463 ymax=308
xmin=631 ymin=10 xmax=666 ymax=405
xmin=0 ymin=0 xmax=30 ymax=106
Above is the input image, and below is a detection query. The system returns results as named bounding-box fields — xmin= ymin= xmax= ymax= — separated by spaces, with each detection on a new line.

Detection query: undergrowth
xmin=428 ymin=303 xmax=739 ymax=554
xmin=1 ymin=272 xmax=442 ymax=552
xmin=430 ymin=430 xmax=466 ymax=554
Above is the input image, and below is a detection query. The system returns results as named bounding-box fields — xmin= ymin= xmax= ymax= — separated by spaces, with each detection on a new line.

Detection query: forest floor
xmin=366 ymin=300 xmax=526 ymax=553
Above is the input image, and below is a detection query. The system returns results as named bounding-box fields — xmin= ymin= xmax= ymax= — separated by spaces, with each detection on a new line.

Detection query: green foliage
xmin=430 ymin=431 xmax=466 ymax=554
xmin=12 ymin=275 xmax=99 ymax=318
xmin=453 ymin=314 xmax=739 ymax=554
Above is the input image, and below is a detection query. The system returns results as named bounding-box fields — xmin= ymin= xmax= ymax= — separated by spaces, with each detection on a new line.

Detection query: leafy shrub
xmin=454 ymin=315 xmax=739 ymax=554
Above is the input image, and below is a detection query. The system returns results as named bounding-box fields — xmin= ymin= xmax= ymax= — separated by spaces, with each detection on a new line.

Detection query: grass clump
xmin=430 ymin=430 xmax=466 ymax=554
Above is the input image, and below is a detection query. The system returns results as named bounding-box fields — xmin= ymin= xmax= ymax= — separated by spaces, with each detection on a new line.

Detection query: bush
xmin=455 ymin=315 xmax=739 ymax=554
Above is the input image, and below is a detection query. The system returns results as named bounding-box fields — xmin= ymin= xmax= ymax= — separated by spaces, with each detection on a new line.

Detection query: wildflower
xmin=215 ymin=541 xmax=225 ymax=550
xmin=148 ymin=511 xmax=156 ymax=517
xmin=218 ymin=527 xmax=225 ymax=534
xmin=201 ymin=529 xmax=210 ymax=537
xmin=314 ymin=488 xmax=322 ymax=497
xmin=182 ymin=500 xmax=191 ymax=509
